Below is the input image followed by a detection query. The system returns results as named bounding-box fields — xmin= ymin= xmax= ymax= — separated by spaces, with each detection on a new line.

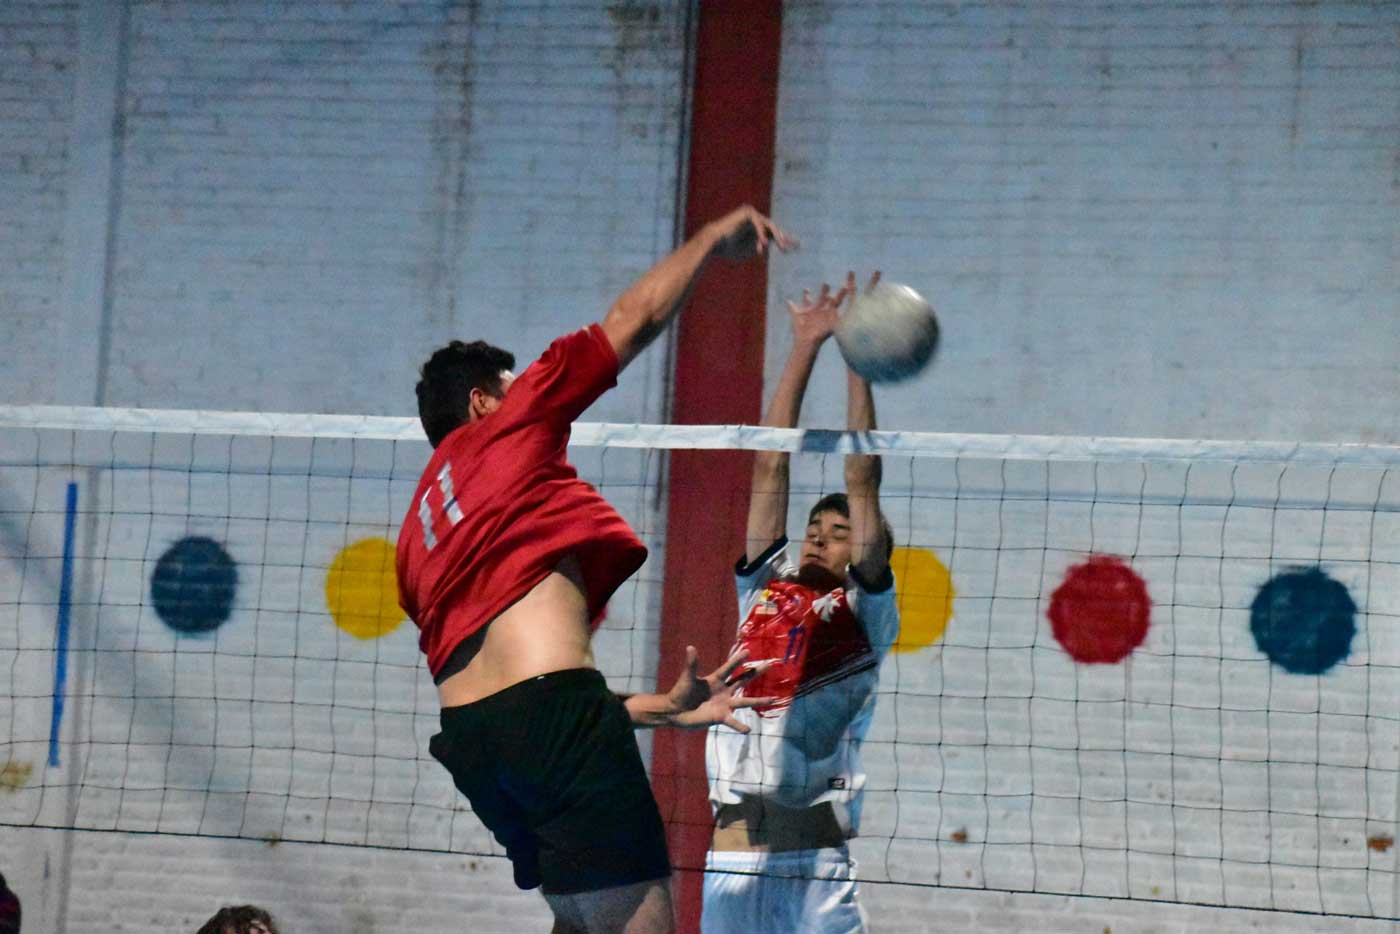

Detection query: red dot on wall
xmin=1047 ymin=555 xmax=1151 ymax=664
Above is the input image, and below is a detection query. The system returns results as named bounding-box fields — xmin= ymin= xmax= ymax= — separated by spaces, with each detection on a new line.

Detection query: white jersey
xmin=705 ymin=539 xmax=900 ymax=836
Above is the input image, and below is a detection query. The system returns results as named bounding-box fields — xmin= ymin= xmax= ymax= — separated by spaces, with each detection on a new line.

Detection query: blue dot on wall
xmin=151 ymin=536 xmax=238 ymax=635
xmin=1249 ymin=566 xmax=1357 ymax=675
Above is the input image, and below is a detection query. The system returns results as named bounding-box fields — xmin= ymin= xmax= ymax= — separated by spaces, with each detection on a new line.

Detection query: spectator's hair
xmin=416 ymin=340 xmax=516 ymax=447
xmin=195 ymin=905 xmax=280 ymax=934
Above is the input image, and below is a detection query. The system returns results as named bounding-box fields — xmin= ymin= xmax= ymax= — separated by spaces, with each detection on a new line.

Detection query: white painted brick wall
xmin=0 ymin=1 xmax=77 ymax=401
xmin=20 ymin=0 xmax=688 ymax=428
xmin=768 ymin=0 xmax=1400 ymax=445
xmin=0 ymin=0 xmax=687 ymax=420
xmin=56 ymin=830 xmax=552 ymax=934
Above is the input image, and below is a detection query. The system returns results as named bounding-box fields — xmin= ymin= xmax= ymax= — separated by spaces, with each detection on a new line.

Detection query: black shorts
xmin=428 ymin=667 xmax=672 ymax=895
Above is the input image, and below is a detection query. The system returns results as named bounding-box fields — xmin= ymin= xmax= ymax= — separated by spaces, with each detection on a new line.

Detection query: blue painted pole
xmin=48 ymin=481 xmax=79 ymax=768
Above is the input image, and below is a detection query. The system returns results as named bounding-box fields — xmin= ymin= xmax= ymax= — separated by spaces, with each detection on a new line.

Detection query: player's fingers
xmin=728 ymin=665 xmax=761 ymax=684
xmin=724 ymin=659 xmax=773 ymax=688
xmin=721 ymin=663 xmax=761 ymax=689
xmin=752 ymin=214 xmax=781 ymax=246
xmin=729 ymin=695 xmax=776 ymax=710
xmin=724 ymin=716 xmax=751 ymax=734
xmin=834 ymin=278 xmax=854 ymax=309
xmin=685 ymin=644 xmax=699 ymax=677
xmin=867 ymin=270 xmax=882 ymax=292
xmin=770 ymin=222 xmax=797 ymax=252
xmin=748 ymin=213 xmax=768 ymax=252
xmin=716 ymin=646 xmax=750 ymax=678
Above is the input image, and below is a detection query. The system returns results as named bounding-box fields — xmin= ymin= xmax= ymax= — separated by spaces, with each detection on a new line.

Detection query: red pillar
xmin=651 ymin=3 xmax=783 ymax=932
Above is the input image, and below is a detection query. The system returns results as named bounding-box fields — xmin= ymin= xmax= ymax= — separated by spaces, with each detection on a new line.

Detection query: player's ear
xmin=468 ymin=386 xmax=490 ymax=421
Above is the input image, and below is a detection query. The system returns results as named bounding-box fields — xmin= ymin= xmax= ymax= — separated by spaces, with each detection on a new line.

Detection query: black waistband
xmin=439 ymin=667 xmax=607 ymax=723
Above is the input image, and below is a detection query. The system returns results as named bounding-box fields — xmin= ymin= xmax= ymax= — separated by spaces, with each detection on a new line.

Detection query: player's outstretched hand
xmin=788 ymin=270 xmax=882 ymax=349
xmin=709 ymin=205 xmax=797 ymax=261
xmin=666 ymin=645 xmax=775 ymax=733
xmin=787 ymin=280 xmax=848 ymax=348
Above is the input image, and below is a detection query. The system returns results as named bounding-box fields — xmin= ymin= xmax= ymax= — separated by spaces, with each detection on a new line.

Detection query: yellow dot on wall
xmin=890 ymin=546 xmax=954 ymax=654
xmin=325 ymin=537 xmax=405 ymax=640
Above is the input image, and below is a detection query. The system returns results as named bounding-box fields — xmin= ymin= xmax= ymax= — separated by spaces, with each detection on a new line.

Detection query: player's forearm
xmin=847 ymin=367 xmax=877 ymax=432
xmin=746 ymin=340 xmax=820 ymax=548
xmin=763 ymin=338 xmax=822 ymax=429
xmin=601 ymin=223 xmax=724 ymax=369
xmin=621 ymin=691 xmax=682 ymax=729
xmin=845 ymin=368 xmax=885 ymax=569
xmin=845 ymin=368 xmax=880 ymax=490
xmin=746 ymin=452 xmax=788 ymax=557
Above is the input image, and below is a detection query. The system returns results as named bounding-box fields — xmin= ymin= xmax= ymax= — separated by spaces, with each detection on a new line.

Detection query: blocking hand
xmin=666 ymin=645 xmax=775 ymax=733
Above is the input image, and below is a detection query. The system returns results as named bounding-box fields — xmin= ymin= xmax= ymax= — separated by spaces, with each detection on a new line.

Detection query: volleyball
xmin=835 ymin=281 xmax=939 ymax=383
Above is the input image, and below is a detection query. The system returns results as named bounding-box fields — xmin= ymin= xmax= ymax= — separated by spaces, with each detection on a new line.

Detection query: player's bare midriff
xmin=436 ymin=554 xmax=596 ymax=708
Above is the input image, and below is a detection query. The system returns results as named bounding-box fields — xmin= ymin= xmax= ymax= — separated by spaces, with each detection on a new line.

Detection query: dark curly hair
xmin=195 ymin=905 xmax=280 ymax=934
xmin=415 ymin=340 xmax=516 ymax=447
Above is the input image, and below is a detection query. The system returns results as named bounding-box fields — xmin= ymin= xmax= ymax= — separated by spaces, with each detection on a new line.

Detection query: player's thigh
xmin=703 ymin=867 xmax=798 ymax=934
xmin=544 ymin=877 xmax=674 ymax=934
xmin=800 ymin=873 xmax=866 ymax=934
xmin=702 ymin=862 xmax=865 ymax=934
xmin=701 ymin=864 xmax=760 ymax=934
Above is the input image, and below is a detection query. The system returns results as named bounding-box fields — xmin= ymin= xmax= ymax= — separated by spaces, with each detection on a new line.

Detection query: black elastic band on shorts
xmin=438 ymin=667 xmax=606 ymax=720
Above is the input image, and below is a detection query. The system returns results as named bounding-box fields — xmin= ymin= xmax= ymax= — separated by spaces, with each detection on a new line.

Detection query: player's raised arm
xmin=600 ymin=205 xmax=796 ymax=371
xmin=744 ymin=280 xmax=847 ymax=560
xmin=843 ymin=272 xmax=894 ymax=582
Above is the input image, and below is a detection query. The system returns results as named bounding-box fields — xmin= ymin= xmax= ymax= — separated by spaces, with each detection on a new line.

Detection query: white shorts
xmin=701 ymin=847 xmax=868 ymax=934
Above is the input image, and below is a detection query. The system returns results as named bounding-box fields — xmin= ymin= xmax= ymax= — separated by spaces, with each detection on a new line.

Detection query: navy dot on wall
xmin=1250 ymin=566 xmax=1357 ymax=675
xmin=151 ymin=536 xmax=238 ymax=635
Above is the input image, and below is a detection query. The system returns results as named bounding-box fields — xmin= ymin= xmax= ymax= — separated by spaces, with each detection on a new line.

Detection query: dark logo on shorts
xmin=828 ymin=777 xmax=847 ymax=790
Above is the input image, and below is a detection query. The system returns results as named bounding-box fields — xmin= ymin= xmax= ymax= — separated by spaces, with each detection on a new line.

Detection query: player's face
xmin=799 ymin=510 xmax=853 ymax=579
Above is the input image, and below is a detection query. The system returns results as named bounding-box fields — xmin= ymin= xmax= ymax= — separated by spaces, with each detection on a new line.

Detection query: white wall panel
xmin=768 ymin=1 xmax=1399 ymax=444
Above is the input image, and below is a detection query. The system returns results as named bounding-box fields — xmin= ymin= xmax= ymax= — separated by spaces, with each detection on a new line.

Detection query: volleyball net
xmin=0 ymin=404 xmax=1396 ymax=920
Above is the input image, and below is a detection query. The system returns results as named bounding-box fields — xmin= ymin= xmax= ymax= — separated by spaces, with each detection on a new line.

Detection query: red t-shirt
xmin=396 ymin=324 xmax=647 ymax=678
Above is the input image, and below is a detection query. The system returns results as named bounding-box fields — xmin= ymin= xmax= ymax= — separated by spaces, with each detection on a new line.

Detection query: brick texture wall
xmin=0 ymin=1 xmax=77 ymax=401
xmin=768 ymin=0 xmax=1399 ymax=444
